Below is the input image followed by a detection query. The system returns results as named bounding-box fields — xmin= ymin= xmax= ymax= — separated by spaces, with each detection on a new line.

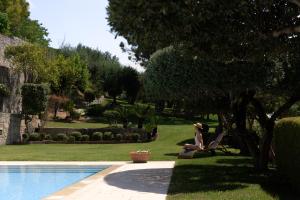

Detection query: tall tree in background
xmin=121 ymin=67 xmax=140 ymax=104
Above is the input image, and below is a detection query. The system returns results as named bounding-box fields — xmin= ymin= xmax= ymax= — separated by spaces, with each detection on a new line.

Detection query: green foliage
xmin=115 ymin=133 xmax=123 ymax=141
xmin=21 ymin=84 xmax=49 ymax=115
xmin=120 ymin=67 xmax=140 ymax=104
xmin=84 ymin=89 xmax=96 ymax=102
xmin=28 ymin=133 xmax=40 ymax=141
xmin=5 ymin=44 xmax=59 ymax=84
xmin=0 ymin=12 xmax=8 ymax=33
xmin=22 ymin=133 xmax=29 ymax=142
xmin=131 ymin=133 xmax=140 ymax=142
xmin=86 ymin=104 xmax=107 ymax=117
xmin=67 ymin=135 xmax=75 ymax=143
xmin=54 ymin=133 xmax=68 ymax=142
xmin=103 ymin=132 xmax=112 ymax=140
xmin=81 ymin=134 xmax=90 ymax=141
xmin=70 ymin=132 xmax=82 ymax=141
xmin=274 ymin=117 xmax=300 ymax=191
xmin=44 ymin=134 xmax=52 ymax=140
xmin=103 ymin=67 xmax=122 ymax=102
xmin=103 ymin=110 xmax=119 ymax=125
xmin=69 ymin=110 xmax=81 ymax=120
xmin=59 ymin=44 xmax=123 ymax=95
xmin=0 ymin=83 xmax=10 ymax=96
xmin=0 ymin=0 xmax=49 ymax=45
xmin=92 ymin=132 xmax=102 ymax=141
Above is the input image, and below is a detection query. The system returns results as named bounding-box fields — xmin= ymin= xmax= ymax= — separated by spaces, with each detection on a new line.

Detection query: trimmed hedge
xmin=274 ymin=117 xmax=300 ymax=191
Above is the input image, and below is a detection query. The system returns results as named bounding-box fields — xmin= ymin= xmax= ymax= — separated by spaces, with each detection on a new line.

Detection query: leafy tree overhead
xmin=0 ymin=0 xmax=49 ymax=45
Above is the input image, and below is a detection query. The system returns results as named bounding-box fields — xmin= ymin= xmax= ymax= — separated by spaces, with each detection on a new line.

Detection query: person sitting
xmin=183 ymin=122 xmax=205 ymax=152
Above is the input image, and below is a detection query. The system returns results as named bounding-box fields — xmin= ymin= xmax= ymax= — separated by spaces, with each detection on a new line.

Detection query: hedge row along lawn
xmin=0 ymin=118 xmax=297 ymax=199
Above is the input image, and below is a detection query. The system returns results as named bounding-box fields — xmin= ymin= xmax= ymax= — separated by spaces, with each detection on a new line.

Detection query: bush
xmin=70 ymin=132 xmax=82 ymax=141
xmin=70 ymin=109 xmax=81 ymax=120
xmin=54 ymin=133 xmax=68 ymax=142
xmin=274 ymin=117 xmax=300 ymax=191
xmin=103 ymin=110 xmax=120 ymax=125
xmin=21 ymin=84 xmax=49 ymax=115
xmin=22 ymin=133 xmax=29 ymax=142
xmin=67 ymin=135 xmax=76 ymax=143
xmin=131 ymin=133 xmax=140 ymax=142
xmin=103 ymin=132 xmax=112 ymax=140
xmin=115 ymin=133 xmax=123 ymax=141
xmin=29 ymin=133 xmax=41 ymax=141
xmin=92 ymin=132 xmax=102 ymax=141
xmin=86 ymin=104 xmax=106 ymax=117
xmin=81 ymin=134 xmax=90 ymax=141
xmin=44 ymin=134 xmax=52 ymax=140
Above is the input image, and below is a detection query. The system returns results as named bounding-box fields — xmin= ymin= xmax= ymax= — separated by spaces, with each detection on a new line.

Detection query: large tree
xmin=121 ymin=67 xmax=140 ymax=104
xmin=108 ymin=0 xmax=300 ymax=170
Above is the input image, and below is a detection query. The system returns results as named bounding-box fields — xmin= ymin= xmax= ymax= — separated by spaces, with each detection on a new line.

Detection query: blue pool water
xmin=0 ymin=165 xmax=108 ymax=200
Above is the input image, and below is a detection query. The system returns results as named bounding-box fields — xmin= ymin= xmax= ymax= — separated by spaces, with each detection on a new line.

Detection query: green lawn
xmin=0 ymin=118 xmax=295 ymax=199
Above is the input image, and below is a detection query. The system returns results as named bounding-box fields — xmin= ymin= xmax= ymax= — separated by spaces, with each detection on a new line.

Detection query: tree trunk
xmin=137 ymin=118 xmax=144 ymax=129
xmin=113 ymin=96 xmax=117 ymax=104
xmin=258 ymin=120 xmax=274 ymax=171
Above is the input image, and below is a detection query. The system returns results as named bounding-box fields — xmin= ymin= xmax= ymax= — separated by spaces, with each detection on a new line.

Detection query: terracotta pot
xmin=130 ymin=151 xmax=150 ymax=163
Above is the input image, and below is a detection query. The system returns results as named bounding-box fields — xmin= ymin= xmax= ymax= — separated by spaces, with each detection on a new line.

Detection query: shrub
xmin=274 ymin=117 xmax=300 ymax=191
xmin=103 ymin=110 xmax=120 ymax=125
xmin=44 ymin=134 xmax=52 ymax=140
xmin=81 ymin=134 xmax=90 ymax=141
xmin=92 ymin=132 xmax=102 ymax=141
xmin=29 ymin=133 xmax=41 ymax=141
xmin=70 ymin=110 xmax=81 ymax=120
xmin=86 ymin=104 xmax=106 ymax=117
xmin=115 ymin=133 xmax=123 ymax=141
xmin=39 ymin=132 xmax=46 ymax=140
xmin=67 ymin=135 xmax=76 ymax=143
xmin=21 ymin=84 xmax=49 ymax=115
xmin=54 ymin=133 xmax=68 ymax=142
xmin=70 ymin=132 xmax=82 ymax=141
xmin=131 ymin=133 xmax=140 ymax=142
xmin=103 ymin=132 xmax=112 ymax=140
xmin=22 ymin=133 xmax=29 ymax=142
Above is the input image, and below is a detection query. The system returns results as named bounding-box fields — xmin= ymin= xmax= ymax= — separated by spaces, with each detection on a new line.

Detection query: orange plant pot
xmin=130 ymin=151 xmax=150 ymax=163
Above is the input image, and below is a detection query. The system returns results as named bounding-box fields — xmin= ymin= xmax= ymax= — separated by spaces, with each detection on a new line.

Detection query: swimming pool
xmin=0 ymin=165 xmax=109 ymax=200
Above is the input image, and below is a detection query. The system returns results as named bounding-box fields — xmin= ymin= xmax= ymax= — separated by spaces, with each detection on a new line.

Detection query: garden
xmin=1 ymin=0 xmax=300 ymax=199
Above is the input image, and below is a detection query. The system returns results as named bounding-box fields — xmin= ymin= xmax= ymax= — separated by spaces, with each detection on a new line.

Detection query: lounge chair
xmin=178 ymin=132 xmax=226 ymax=159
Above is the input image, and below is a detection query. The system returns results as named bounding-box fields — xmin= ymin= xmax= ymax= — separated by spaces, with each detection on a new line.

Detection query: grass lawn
xmin=0 ymin=117 xmax=296 ymax=199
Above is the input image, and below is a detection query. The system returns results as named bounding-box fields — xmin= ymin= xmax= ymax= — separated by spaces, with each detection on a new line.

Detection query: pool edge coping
xmin=43 ymin=164 xmax=122 ymax=200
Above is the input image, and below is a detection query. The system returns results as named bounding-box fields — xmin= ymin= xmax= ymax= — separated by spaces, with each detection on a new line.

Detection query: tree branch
xmin=272 ymin=26 xmax=300 ymax=37
xmin=271 ymin=92 xmax=300 ymax=121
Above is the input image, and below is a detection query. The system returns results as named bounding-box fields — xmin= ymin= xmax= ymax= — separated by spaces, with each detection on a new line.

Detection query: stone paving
xmin=47 ymin=161 xmax=175 ymax=200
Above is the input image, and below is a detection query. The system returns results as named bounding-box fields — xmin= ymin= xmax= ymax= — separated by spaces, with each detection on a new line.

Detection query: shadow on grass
xmin=168 ymin=157 xmax=299 ymax=199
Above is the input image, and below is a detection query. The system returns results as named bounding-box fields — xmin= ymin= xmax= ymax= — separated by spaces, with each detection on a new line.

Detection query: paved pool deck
xmin=0 ymin=161 xmax=175 ymax=200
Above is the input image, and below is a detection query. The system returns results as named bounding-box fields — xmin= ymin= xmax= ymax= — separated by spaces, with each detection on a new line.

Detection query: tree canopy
xmin=0 ymin=0 xmax=49 ymax=45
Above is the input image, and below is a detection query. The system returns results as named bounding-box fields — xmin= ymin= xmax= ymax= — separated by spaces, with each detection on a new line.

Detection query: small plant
xmin=55 ymin=133 xmax=68 ymax=142
xmin=22 ymin=133 xmax=29 ymax=142
xmin=81 ymin=134 xmax=90 ymax=141
xmin=0 ymin=84 xmax=10 ymax=97
xmin=131 ymin=133 xmax=140 ymax=142
xmin=92 ymin=132 xmax=102 ymax=141
xmin=39 ymin=132 xmax=46 ymax=140
xmin=70 ymin=109 xmax=81 ymax=120
xmin=67 ymin=135 xmax=76 ymax=143
xmin=115 ymin=133 xmax=123 ymax=141
xmin=44 ymin=134 xmax=52 ymax=140
xmin=29 ymin=133 xmax=41 ymax=141
xmin=103 ymin=132 xmax=112 ymax=140
xmin=70 ymin=132 xmax=82 ymax=141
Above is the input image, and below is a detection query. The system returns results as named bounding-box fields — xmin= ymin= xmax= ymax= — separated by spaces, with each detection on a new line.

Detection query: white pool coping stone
xmin=0 ymin=161 xmax=175 ymax=200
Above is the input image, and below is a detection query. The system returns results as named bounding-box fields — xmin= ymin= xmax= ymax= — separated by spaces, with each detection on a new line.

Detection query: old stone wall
xmin=0 ymin=34 xmax=24 ymax=114
xmin=0 ymin=113 xmax=22 ymax=144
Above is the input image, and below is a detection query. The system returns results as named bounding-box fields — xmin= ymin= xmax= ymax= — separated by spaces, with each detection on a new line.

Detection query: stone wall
xmin=0 ymin=34 xmax=24 ymax=114
xmin=0 ymin=113 xmax=22 ymax=144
